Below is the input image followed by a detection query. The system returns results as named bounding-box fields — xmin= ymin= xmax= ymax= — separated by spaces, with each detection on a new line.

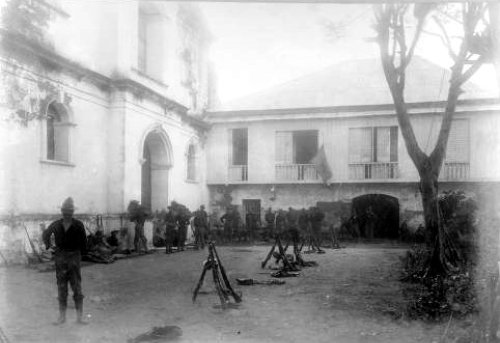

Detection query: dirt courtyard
xmin=0 ymin=243 xmax=470 ymax=343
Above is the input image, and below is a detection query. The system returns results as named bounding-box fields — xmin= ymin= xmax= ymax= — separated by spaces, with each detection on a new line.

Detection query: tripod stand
xmin=192 ymin=242 xmax=242 ymax=309
xmin=261 ymin=234 xmax=300 ymax=271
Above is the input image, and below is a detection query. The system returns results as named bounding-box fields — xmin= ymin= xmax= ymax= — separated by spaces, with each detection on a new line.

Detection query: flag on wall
xmin=311 ymin=145 xmax=332 ymax=184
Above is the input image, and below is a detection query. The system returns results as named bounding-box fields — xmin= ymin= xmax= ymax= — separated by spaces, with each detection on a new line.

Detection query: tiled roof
xmin=219 ymin=56 xmax=497 ymax=111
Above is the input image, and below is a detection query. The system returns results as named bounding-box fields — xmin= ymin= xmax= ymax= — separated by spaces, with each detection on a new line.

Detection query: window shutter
xmin=275 ymin=131 xmax=293 ymax=163
xmin=390 ymin=126 xmax=398 ymax=162
xmin=376 ymin=127 xmax=391 ymax=162
xmin=446 ymin=119 xmax=469 ymax=163
xmin=349 ymin=128 xmax=372 ymax=163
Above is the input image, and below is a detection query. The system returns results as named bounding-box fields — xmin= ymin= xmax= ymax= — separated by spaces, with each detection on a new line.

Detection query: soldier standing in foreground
xmin=43 ymin=197 xmax=88 ymax=325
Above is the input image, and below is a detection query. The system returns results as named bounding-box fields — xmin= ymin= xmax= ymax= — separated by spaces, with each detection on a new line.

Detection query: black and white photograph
xmin=0 ymin=0 xmax=499 ymax=342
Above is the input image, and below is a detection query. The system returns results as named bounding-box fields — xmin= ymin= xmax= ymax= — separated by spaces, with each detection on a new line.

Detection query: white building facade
xmin=205 ymin=58 xmax=500 ymax=234
xmin=0 ymin=0 xmax=212 ymax=255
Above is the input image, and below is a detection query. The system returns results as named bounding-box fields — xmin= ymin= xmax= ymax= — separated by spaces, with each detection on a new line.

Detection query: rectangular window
xmin=231 ymin=128 xmax=248 ymax=166
xmin=349 ymin=126 xmax=398 ymax=163
xmin=294 ymin=130 xmax=318 ymax=164
xmin=276 ymin=130 xmax=318 ymax=164
xmin=275 ymin=130 xmax=319 ymax=181
xmin=443 ymin=119 xmax=470 ymax=180
xmin=348 ymin=126 xmax=398 ymax=179
xmin=445 ymin=119 xmax=469 ymax=163
xmin=228 ymin=128 xmax=248 ymax=182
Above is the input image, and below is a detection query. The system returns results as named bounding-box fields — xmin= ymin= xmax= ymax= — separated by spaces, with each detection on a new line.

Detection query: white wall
xmin=120 ymin=93 xmax=208 ymax=213
xmin=206 ymin=109 xmax=500 ymax=185
xmin=0 ymin=68 xmax=110 ymax=215
xmin=49 ymin=0 xmax=210 ymax=114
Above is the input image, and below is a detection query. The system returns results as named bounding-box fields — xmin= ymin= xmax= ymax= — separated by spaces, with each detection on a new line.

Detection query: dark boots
xmin=53 ymin=300 xmax=67 ymax=325
xmin=75 ymin=298 xmax=88 ymax=325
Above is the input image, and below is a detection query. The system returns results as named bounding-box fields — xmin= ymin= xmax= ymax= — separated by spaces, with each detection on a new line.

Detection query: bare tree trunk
xmin=420 ymin=172 xmax=440 ymax=245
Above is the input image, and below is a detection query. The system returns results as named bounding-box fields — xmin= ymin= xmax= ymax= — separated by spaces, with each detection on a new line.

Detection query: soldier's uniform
xmin=176 ymin=213 xmax=189 ymax=251
xmin=286 ymin=208 xmax=300 ymax=247
xmin=164 ymin=209 xmax=177 ymax=254
xmin=275 ymin=210 xmax=287 ymax=238
xmin=43 ymin=197 xmax=88 ymax=325
xmin=264 ymin=208 xmax=275 ymax=241
xmin=245 ymin=212 xmax=257 ymax=243
xmin=193 ymin=206 xmax=208 ymax=249
xmin=220 ymin=210 xmax=234 ymax=243
xmin=298 ymin=209 xmax=309 ymax=243
xmin=310 ymin=207 xmax=325 ymax=251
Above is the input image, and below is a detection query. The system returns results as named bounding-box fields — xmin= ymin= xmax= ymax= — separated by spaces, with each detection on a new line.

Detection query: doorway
xmin=141 ymin=130 xmax=171 ymax=211
xmin=351 ymin=194 xmax=399 ymax=239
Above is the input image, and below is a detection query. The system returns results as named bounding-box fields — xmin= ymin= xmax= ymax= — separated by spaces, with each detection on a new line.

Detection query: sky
xmin=198 ymin=2 xmax=498 ymax=105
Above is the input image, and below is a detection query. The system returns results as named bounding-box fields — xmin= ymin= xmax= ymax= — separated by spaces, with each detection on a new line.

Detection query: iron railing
xmin=349 ymin=162 xmax=399 ymax=180
xmin=228 ymin=165 xmax=248 ymax=182
xmin=275 ymin=164 xmax=319 ymax=181
xmin=442 ymin=162 xmax=469 ymax=180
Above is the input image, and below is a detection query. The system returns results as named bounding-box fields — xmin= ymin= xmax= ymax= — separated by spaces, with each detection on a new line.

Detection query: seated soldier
xmin=85 ymin=231 xmax=115 ymax=263
xmin=106 ymin=230 xmax=119 ymax=248
xmin=118 ymin=226 xmax=132 ymax=254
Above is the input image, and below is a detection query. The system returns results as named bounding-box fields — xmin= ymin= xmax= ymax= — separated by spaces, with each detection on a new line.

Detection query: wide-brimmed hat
xmin=61 ymin=197 xmax=76 ymax=211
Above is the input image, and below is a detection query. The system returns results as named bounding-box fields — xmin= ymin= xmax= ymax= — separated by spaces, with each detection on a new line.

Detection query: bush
xmin=401 ymin=190 xmax=479 ymax=321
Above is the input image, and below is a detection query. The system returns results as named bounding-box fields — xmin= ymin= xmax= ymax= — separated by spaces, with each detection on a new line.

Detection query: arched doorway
xmin=141 ymin=129 xmax=171 ymax=211
xmin=352 ymin=194 xmax=399 ymax=239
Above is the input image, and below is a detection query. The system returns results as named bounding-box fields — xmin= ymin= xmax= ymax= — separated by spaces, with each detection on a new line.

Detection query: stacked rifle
xmin=261 ymin=232 xmax=319 ymax=278
xmin=192 ymin=242 xmax=242 ymax=309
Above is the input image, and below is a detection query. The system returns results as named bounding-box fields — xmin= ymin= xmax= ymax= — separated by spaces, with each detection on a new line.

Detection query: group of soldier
xmin=154 ymin=202 xmax=209 ymax=253
xmin=152 ymin=204 xmax=329 ymax=252
xmin=40 ymin=197 xmax=331 ymax=326
xmin=263 ymin=207 xmax=326 ymax=251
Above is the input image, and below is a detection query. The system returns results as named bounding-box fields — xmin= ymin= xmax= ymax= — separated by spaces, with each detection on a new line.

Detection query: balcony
xmin=442 ymin=162 xmax=469 ymax=181
xmin=349 ymin=162 xmax=399 ymax=180
xmin=228 ymin=165 xmax=248 ymax=182
xmin=275 ymin=164 xmax=319 ymax=182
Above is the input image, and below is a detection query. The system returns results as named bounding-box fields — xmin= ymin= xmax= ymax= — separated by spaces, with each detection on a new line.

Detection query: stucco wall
xmin=50 ymin=1 xmax=210 ymax=114
xmin=120 ymin=92 xmax=208 ymax=213
xmin=0 ymin=69 xmax=110 ymax=215
xmin=206 ymin=109 xmax=500 ymax=185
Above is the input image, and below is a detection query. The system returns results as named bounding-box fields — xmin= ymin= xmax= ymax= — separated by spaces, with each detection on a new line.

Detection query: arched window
xmin=187 ymin=144 xmax=196 ymax=181
xmin=46 ymin=102 xmax=70 ymax=162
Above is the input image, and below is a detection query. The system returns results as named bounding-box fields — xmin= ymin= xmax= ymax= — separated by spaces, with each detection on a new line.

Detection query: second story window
xmin=228 ymin=128 xmax=248 ymax=181
xmin=275 ymin=130 xmax=319 ymax=181
xmin=443 ymin=119 xmax=470 ymax=180
xmin=46 ymin=101 xmax=71 ymax=162
xmin=348 ymin=126 xmax=398 ymax=180
xmin=137 ymin=4 xmax=165 ymax=81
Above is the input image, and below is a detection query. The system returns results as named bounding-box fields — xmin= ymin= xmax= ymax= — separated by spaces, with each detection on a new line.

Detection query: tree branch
xmin=375 ymin=4 xmax=426 ymax=168
xmin=457 ymin=55 xmax=486 ymax=86
xmin=430 ymin=16 xmax=458 ymax=61
xmin=429 ymin=3 xmax=485 ymax=172
xmin=406 ymin=6 xmax=432 ymax=68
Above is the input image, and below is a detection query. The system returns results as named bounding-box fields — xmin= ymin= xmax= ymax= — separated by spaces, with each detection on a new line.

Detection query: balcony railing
xmin=275 ymin=164 xmax=319 ymax=181
xmin=442 ymin=162 xmax=469 ymax=181
xmin=228 ymin=165 xmax=248 ymax=182
xmin=349 ymin=162 xmax=399 ymax=180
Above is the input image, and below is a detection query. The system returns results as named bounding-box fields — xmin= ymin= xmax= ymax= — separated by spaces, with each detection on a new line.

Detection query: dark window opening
xmin=232 ymin=128 xmax=248 ymax=166
xmin=293 ymin=130 xmax=318 ymax=164
xmin=46 ymin=102 xmax=63 ymax=161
